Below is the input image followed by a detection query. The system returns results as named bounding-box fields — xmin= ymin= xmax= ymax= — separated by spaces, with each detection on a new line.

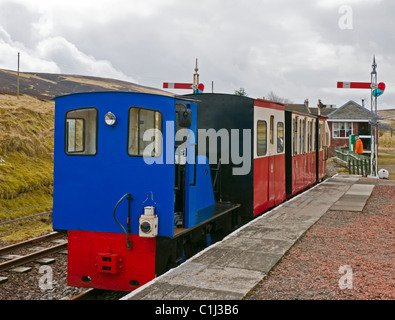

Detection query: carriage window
xmin=66 ymin=108 xmax=97 ymax=155
xmin=302 ymin=119 xmax=306 ymax=154
xmin=269 ymin=115 xmax=274 ymax=144
xmin=308 ymin=121 xmax=312 ymax=153
xmin=277 ymin=122 xmax=284 ymax=153
xmin=299 ymin=119 xmax=303 ymax=154
xmin=312 ymin=122 xmax=316 ymax=152
xmin=257 ymin=120 xmax=267 ymax=156
xmin=318 ymin=123 xmax=323 ymax=150
xmin=293 ymin=118 xmax=298 ymax=155
xmin=128 ymin=107 xmax=162 ymax=157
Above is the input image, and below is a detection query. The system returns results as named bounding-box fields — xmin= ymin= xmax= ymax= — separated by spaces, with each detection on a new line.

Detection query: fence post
xmin=365 ymin=159 xmax=368 ymax=176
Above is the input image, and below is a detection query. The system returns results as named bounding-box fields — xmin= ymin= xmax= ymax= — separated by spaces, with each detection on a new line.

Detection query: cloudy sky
xmin=0 ymin=0 xmax=394 ymax=109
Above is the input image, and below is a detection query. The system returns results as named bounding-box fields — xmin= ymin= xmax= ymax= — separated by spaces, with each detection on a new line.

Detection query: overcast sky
xmin=0 ymin=0 xmax=394 ymax=109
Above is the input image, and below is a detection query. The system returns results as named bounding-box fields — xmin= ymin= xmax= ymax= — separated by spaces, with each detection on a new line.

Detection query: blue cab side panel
xmin=53 ymin=92 xmax=175 ymax=237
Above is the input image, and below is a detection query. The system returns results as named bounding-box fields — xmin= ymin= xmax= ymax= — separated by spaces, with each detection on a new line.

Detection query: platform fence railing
xmin=334 ymin=147 xmax=371 ymax=177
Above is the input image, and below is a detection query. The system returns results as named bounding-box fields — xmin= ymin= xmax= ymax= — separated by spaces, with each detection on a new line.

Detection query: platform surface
xmin=121 ymin=174 xmax=376 ymax=300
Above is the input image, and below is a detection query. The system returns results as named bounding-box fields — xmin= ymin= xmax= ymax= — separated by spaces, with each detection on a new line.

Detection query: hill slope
xmin=0 ymin=69 xmax=175 ymax=242
xmin=378 ymin=109 xmax=395 ymax=122
xmin=0 ymin=68 xmax=172 ymax=100
xmin=0 ymin=94 xmax=54 ymax=241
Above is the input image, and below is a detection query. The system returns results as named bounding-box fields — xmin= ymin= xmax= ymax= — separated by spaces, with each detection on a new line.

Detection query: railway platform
xmin=121 ymin=174 xmax=383 ymax=300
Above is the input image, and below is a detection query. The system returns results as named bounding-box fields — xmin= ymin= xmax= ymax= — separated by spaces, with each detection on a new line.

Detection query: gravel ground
xmin=1 ymin=172 xmax=393 ymax=300
xmin=246 ymin=184 xmax=395 ymax=300
xmin=0 ymin=234 xmax=85 ymax=300
xmin=0 ymin=252 xmax=84 ymax=300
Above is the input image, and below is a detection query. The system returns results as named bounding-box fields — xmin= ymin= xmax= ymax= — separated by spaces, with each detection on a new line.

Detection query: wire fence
xmin=0 ymin=202 xmax=52 ymax=215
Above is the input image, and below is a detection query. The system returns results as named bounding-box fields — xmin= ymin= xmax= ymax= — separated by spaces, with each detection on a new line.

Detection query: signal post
xmin=337 ymin=57 xmax=385 ymax=178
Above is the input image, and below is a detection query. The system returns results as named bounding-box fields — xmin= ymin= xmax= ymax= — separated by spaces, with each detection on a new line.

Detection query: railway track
xmin=0 ymin=232 xmax=67 ymax=272
xmin=70 ymin=288 xmax=128 ymax=300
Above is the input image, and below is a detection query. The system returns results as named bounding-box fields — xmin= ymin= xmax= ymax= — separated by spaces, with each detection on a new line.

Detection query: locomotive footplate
xmin=172 ymin=202 xmax=241 ymax=238
xmin=155 ymin=202 xmax=240 ymax=276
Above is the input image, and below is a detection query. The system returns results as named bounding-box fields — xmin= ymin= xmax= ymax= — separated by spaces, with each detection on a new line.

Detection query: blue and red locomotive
xmin=53 ymin=91 xmax=330 ymax=292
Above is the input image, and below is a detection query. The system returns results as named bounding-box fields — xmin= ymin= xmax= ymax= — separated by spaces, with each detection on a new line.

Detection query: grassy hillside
xmin=0 ymin=68 xmax=172 ymax=99
xmin=0 ymin=94 xmax=54 ymax=242
xmin=378 ymin=109 xmax=395 ymax=122
xmin=0 ymin=68 xmax=174 ymax=243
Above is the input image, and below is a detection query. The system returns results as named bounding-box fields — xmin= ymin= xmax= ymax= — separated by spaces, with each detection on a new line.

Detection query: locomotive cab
xmin=53 ymin=92 xmax=220 ymax=291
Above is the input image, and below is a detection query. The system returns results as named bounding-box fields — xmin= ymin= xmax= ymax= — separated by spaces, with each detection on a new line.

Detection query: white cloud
xmin=0 ymin=0 xmax=394 ymax=109
xmin=0 ymin=1 xmax=137 ymax=82
xmin=36 ymin=36 xmax=136 ymax=82
xmin=0 ymin=25 xmax=60 ymax=73
xmin=317 ymin=0 xmax=383 ymax=9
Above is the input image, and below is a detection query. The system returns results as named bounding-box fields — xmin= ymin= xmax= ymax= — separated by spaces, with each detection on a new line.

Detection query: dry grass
xmin=0 ymin=94 xmax=54 ymax=242
xmin=379 ymin=131 xmax=395 ymax=150
xmin=378 ymin=123 xmax=395 ymax=179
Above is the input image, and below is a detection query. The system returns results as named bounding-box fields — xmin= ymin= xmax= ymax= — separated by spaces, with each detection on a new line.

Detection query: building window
xmin=332 ymin=122 xmax=352 ymax=138
xmin=257 ymin=120 xmax=267 ymax=156
xmin=358 ymin=122 xmax=370 ymax=136
xmin=65 ymin=108 xmax=97 ymax=155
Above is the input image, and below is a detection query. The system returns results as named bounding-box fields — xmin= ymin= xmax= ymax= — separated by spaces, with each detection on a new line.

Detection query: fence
xmin=334 ymin=147 xmax=371 ymax=177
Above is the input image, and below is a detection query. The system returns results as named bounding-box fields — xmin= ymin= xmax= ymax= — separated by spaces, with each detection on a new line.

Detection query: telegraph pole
xmin=17 ymin=52 xmax=20 ymax=99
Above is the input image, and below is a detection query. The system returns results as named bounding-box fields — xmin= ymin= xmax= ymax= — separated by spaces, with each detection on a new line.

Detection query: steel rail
xmin=0 ymin=232 xmax=63 ymax=255
xmin=69 ymin=289 xmax=96 ymax=300
xmin=0 ymin=241 xmax=67 ymax=272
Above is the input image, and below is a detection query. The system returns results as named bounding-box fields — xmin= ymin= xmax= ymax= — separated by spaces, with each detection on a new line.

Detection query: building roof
xmin=309 ymin=107 xmax=335 ymax=116
xmin=327 ymin=100 xmax=382 ymax=120
xmin=285 ymin=104 xmax=311 ymax=114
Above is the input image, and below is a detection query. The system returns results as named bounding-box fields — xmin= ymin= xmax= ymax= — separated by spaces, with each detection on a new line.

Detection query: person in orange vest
xmin=354 ymin=136 xmax=363 ymax=154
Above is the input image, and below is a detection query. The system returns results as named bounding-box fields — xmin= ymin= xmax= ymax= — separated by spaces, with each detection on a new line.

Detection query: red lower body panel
xmin=67 ymin=230 xmax=156 ymax=292
xmin=292 ymin=152 xmax=321 ymax=196
xmin=292 ymin=154 xmax=304 ymax=195
xmin=253 ymin=154 xmax=286 ymax=216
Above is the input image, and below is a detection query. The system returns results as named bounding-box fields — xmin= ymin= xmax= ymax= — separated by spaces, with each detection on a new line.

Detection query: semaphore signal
xmin=163 ymin=59 xmax=204 ymax=94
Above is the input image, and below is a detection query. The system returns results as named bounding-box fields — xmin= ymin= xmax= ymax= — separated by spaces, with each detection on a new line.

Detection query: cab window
xmin=128 ymin=107 xmax=162 ymax=157
xmin=65 ymin=108 xmax=97 ymax=155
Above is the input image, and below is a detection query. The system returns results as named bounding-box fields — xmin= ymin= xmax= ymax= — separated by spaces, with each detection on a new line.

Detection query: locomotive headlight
xmin=104 ymin=112 xmax=116 ymax=126
xmin=139 ymin=206 xmax=158 ymax=238
xmin=140 ymin=221 xmax=152 ymax=233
